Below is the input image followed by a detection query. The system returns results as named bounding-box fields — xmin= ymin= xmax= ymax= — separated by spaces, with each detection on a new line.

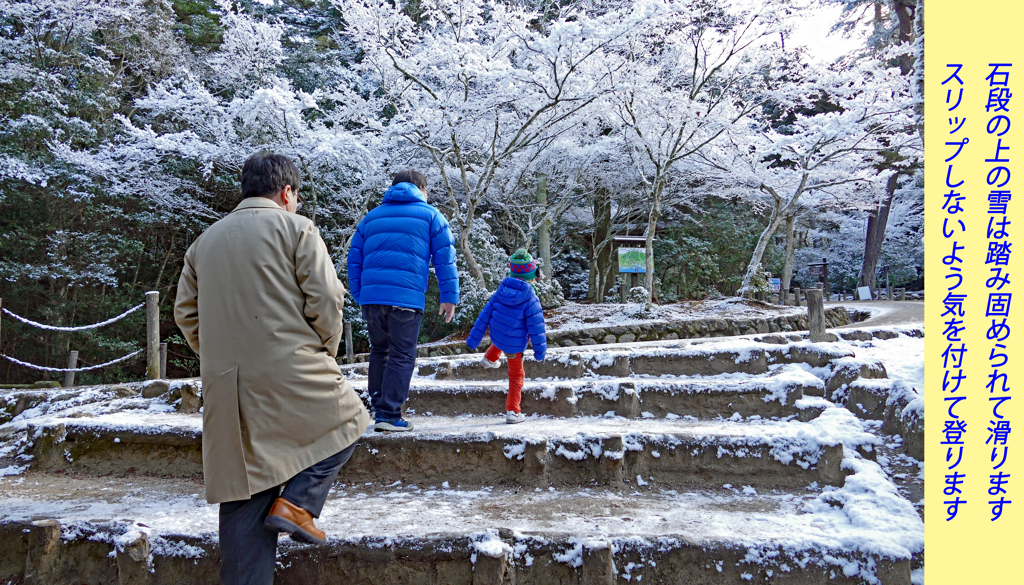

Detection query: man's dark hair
xmin=241 ymin=152 xmax=302 ymax=199
xmin=392 ymin=169 xmax=427 ymax=193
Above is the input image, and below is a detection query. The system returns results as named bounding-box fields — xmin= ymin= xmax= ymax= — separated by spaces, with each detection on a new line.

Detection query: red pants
xmin=485 ymin=345 xmax=524 ymax=413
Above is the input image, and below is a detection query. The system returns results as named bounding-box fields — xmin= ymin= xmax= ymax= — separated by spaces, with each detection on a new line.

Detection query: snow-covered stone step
xmin=395 ymin=339 xmax=854 ymax=382
xmin=379 ymin=364 xmax=824 ymax=420
xmin=0 ymin=464 xmax=922 ymax=585
xmin=18 ymin=410 xmax=877 ymax=490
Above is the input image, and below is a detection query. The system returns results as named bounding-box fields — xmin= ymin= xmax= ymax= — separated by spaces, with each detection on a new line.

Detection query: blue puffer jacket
xmin=466 ymin=278 xmax=547 ymax=360
xmin=347 ymin=183 xmax=459 ymax=310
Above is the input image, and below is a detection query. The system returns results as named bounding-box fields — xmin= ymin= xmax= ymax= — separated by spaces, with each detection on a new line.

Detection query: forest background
xmin=0 ymin=0 xmax=922 ymax=383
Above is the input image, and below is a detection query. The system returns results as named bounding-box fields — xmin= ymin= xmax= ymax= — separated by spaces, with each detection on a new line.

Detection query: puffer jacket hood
xmin=495 ymin=277 xmax=536 ymax=305
xmin=346 ymin=182 xmax=459 ymax=310
xmin=382 ymin=182 xmax=427 ymax=204
xmin=465 ymin=277 xmax=547 ymax=359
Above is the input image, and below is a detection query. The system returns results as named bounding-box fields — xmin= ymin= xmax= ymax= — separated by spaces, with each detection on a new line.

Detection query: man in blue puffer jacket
xmin=465 ymin=249 xmax=547 ymax=424
xmin=347 ymin=170 xmax=459 ymax=432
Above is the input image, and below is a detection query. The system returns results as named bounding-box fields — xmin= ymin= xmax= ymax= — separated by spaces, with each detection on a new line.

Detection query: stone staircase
xmin=0 ymin=329 xmax=923 ymax=584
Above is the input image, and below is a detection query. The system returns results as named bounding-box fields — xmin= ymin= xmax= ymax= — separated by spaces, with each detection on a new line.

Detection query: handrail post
xmin=146 ymin=291 xmax=160 ymax=380
xmin=64 ymin=350 xmax=78 ymax=387
xmin=159 ymin=342 xmax=168 ymax=379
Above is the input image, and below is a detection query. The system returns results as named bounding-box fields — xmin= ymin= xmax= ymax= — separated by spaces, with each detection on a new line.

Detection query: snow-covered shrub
xmin=534 ymin=277 xmax=564 ymax=310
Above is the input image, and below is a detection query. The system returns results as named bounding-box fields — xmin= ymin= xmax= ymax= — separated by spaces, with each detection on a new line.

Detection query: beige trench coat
xmin=174 ymin=197 xmax=369 ymax=504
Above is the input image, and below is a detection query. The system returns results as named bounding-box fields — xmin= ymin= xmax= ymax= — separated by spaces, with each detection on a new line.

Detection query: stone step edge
xmin=23 ymin=421 xmax=851 ymax=488
xmin=387 ymin=375 xmax=819 ymax=421
xmin=364 ymin=306 xmax=864 ymax=360
xmin=0 ymin=518 xmax=912 ymax=585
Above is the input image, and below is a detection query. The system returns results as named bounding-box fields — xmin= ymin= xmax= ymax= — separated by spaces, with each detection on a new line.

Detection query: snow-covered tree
xmin=335 ymin=0 xmax=662 ymax=288
xmin=694 ymin=59 xmax=916 ymax=296
xmin=604 ymin=0 xmax=792 ymax=302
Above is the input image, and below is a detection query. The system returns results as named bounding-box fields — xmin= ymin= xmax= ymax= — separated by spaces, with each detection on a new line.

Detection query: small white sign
xmin=857 ymin=286 xmax=873 ymax=301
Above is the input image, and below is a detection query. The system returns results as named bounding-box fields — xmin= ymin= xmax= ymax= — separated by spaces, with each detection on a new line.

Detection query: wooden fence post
xmin=793 ymin=287 xmax=801 ymax=307
xmin=146 ymin=291 xmax=160 ymax=380
xmin=64 ymin=350 xmax=78 ymax=388
xmin=344 ymin=322 xmax=354 ymax=364
xmin=159 ymin=342 xmax=168 ymax=379
xmin=806 ymin=288 xmax=829 ymax=343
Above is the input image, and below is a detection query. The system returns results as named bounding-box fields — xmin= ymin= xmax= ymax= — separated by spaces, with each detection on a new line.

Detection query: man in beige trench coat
xmin=174 ymin=153 xmax=369 ymax=585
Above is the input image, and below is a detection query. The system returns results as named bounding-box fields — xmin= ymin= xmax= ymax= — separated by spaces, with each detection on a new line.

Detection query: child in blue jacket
xmin=466 ymin=249 xmax=547 ymax=424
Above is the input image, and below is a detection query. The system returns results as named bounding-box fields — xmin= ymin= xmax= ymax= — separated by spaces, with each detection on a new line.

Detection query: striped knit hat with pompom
xmin=509 ymin=249 xmax=537 ymax=281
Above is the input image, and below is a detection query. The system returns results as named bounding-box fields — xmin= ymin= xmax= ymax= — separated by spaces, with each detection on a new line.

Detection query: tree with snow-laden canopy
xmin=0 ymin=0 xmax=922 ymax=382
xmin=695 ymin=57 xmax=918 ymax=297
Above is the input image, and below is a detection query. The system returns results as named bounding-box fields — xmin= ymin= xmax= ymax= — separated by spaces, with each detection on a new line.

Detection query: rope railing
xmin=1 ymin=303 xmax=144 ymax=332
xmin=1 ymin=349 xmax=143 ymax=372
xmin=0 ymin=291 xmax=163 ymax=386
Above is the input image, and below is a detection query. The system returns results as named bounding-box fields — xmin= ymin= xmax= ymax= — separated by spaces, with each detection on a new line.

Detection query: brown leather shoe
xmin=263 ymin=498 xmax=327 ymax=545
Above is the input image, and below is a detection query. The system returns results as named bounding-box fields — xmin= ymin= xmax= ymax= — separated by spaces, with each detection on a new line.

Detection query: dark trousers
xmin=362 ymin=304 xmax=423 ymax=422
xmin=218 ymin=442 xmax=357 ymax=585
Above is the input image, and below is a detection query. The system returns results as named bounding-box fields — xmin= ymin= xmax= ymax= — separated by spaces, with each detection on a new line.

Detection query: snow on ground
xmin=395 ymin=363 xmax=823 ymax=405
xmin=0 ymin=457 xmax=922 ymax=575
xmin=0 ymin=333 xmax=925 ymax=583
xmin=422 ymin=298 xmax=804 ymax=346
xmin=834 ymin=336 xmax=923 ymax=394
xmin=546 ymin=298 xmax=803 ymax=332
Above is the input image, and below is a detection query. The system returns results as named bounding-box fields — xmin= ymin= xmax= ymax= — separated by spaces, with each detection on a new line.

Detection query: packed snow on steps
xmin=0 ymin=441 xmax=922 ymax=584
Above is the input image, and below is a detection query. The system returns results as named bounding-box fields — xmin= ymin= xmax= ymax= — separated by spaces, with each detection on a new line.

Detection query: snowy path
xmin=828 ymin=300 xmax=924 ymax=328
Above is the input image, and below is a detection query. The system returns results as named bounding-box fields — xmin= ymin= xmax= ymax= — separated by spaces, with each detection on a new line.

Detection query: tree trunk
xmin=536 ymin=172 xmax=551 ymax=277
xmin=855 ymin=0 xmax=918 ymax=292
xmin=913 ymin=0 xmax=924 ymax=143
xmin=894 ymin=0 xmax=916 ymax=76
xmin=781 ymin=213 xmax=797 ymax=305
xmin=859 ymin=173 xmax=898 ymax=291
xmin=739 ymin=201 xmax=785 ymax=297
xmin=643 ymin=183 xmax=662 ymax=303
xmin=457 ymin=192 xmax=487 ymax=288
xmin=588 ymin=188 xmax=614 ymax=301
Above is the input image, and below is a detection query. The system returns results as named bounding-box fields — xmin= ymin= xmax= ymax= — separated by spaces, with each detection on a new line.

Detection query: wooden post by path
xmin=344 ymin=322 xmax=354 ymax=364
xmin=64 ymin=350 xmax=78 ymax=388
xmin=146 ymin=291 xmax=160 ymax=380
xmin=159 ymin=343 xmax=168 ymax=379
xmin=806 ymin=288 xmax=829 ymax=343
xmin=793 ymin=287 xmax=801 ymax=307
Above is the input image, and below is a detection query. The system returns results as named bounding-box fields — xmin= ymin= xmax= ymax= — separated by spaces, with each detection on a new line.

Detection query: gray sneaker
xmin=482 ymin=356 xmax=501 ymax=368
xmin=505 ymin=411 xmax=525 ymax=424
xmin=374 ymin=419 xmax=415 ymax=432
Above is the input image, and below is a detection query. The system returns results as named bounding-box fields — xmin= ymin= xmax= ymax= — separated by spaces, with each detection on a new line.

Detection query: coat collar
xmin=232 ymin=197 xmax=284 ymax=212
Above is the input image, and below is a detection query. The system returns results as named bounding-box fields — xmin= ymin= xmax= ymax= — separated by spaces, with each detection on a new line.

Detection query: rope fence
xmin=0 ymin=292 xmax=163 ymax=386
xmin=1 ymin=303 xmax=144 ymax=332
xmin=1 ymin=349 xmax=144 ymax=372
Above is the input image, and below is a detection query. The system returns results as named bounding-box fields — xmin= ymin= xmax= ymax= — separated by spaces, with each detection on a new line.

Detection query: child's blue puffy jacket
xmin=466 ymin=277 xmax=547 ymax=360
xmin=346 ymin=182 xmax=459 ymax=310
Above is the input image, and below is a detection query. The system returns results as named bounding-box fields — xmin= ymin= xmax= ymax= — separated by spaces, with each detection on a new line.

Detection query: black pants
xmin=218 ymin=442 xmax=357 ymax=585
xmin=362 ymin=304 xmax=424 ymax=422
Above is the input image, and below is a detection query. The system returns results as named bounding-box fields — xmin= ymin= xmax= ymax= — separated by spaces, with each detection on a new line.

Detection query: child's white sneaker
xmin=482 ymin=356 xmax=501 ymax=368
xmin=505 ymin=411 xmax=525 ymax=424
